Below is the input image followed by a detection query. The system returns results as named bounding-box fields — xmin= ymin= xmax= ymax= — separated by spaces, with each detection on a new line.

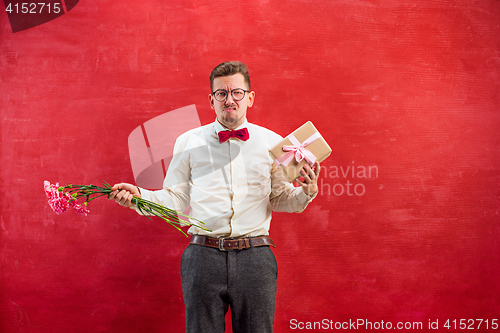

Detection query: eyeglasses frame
xmin=211 ymin=88 xmax=251 ymax=102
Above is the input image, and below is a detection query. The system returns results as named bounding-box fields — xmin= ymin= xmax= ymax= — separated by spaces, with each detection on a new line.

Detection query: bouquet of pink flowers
xmin=43 ymin=181 xmax=209 ymax=236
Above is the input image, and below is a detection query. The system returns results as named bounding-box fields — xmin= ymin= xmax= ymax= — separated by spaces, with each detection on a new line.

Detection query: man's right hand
xmin=108 ymin=183 xmax=141 ymax=208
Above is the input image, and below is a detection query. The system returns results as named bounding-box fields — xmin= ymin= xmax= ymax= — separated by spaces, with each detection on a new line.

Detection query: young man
xmin=109 ymin=61 xmax=321 ymax=333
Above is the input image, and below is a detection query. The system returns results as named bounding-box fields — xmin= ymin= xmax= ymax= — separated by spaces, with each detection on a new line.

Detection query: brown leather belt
xmin=190 ymin=235 xmax=275 ymax=251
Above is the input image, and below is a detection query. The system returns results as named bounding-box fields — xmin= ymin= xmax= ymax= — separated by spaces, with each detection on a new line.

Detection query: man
xmin=108 ymin=61 xmax=321 ymax=333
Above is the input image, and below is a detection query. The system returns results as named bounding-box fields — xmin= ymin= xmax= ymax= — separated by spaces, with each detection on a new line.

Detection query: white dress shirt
xmin=138 ymin=119 xmax=316 ymax=238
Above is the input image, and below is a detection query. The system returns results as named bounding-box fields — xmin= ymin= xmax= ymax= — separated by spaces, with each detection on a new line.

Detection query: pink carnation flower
xmin=44 ymin=180 xmax=70 ymax=214
xmin=72 ymin=203 xmax=90 ymax=216
xmin=68 ymin=197 xmax=90 ymax=216
xmin=48 ymin=195 xmax=70 ymax=214
xmin=43 ymin=180 xmax=60 ymax=200
xmin=44 ymin=181 xmax=90 ymax=216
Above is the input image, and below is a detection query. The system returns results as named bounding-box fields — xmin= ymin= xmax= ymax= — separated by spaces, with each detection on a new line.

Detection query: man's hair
xmin=210 ymin=61 xmax=251 ymax=92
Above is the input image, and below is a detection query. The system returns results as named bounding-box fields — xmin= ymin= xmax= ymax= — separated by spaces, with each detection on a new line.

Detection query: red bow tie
xmin=218 ymin=128 xmax=250 ymax=143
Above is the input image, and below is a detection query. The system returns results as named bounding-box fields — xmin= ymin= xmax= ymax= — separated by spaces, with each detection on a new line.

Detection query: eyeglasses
xmin=212 ymin=88 xmax=250 ymax=102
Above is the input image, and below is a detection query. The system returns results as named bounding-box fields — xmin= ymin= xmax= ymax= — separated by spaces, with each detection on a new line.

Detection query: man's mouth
xmin=223 ymin=107 xmax=237 ymax=112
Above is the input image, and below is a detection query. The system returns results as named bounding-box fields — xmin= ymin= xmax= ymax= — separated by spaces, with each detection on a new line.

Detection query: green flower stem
xmin=59 ymin=182 xmax=210 ymax=236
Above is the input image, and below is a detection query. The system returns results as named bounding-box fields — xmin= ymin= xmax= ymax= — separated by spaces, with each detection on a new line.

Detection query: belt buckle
xmin=218 ymin=237 xmax=231 ymax=251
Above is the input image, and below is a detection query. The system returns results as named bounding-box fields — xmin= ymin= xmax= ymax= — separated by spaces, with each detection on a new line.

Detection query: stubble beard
xmin=219 ymin=108 xmax=245 ymax=129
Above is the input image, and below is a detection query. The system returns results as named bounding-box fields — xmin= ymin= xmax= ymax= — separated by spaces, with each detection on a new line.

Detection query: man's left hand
xmin=296 ymin=161 xmax=321 ymax=196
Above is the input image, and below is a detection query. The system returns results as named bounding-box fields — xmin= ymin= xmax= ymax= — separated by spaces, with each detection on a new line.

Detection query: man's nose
xmin=225 ymin=92 xmax=235 ymax=104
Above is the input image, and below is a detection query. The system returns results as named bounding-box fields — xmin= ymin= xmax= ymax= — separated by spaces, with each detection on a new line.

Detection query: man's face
xmin=209 ymin=73 xmax=255 ymax=130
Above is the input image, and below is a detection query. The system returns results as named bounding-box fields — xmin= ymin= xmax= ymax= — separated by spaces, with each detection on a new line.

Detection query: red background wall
xmin=1 ymin=0 xmax=499 ymax=332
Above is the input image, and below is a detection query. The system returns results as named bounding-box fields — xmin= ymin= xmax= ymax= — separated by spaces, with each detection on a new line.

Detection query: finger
xmin=109 ymin=184 xmax=122 ymax=199
xmin=125 ymin=192 xmax=136 ymax=207
xmin=301 ymin=167 xmax=312 ymax=183
xmin=119 ymin=190 xmax=132 ymax=206
xmin=306 ymin=165 xmax=319 ymax=184
xmin=117 ymin=192 xmax=128 ymax=206
xmin=308 ymin=164 xmax=317 ymax=183
xmin=116 ymin=190 xmax=128 ymax=205
xmin=305 ymin=164 xmax=315 ymax=179
xmin=297 ymin=178 xmax=312 ymax=194
xmin=107 ymin=189 xmax=118 ymax=200
xmin=113 ymin=190 xmax=123 ymax=203
xmin=314 ymin=161 xmax=321 ymax=177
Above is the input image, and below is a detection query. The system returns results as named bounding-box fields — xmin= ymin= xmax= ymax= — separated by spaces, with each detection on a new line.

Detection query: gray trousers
xmin=180 ymin=244 xmax=278 ymax=333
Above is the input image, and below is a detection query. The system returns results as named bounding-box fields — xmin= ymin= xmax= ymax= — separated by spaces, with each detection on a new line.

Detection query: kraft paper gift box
xmin=269 ymin=121 xmax=332 ymax=182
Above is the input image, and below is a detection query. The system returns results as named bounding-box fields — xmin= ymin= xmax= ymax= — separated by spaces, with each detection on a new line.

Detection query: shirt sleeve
xmin=134 ymin=135 xmax=192 ymax=213
xmin=268 ymin=162 xmax=317 ymax=213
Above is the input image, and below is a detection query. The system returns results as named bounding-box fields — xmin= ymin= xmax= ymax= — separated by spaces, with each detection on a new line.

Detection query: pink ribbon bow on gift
xmin=275 ymin=132 xmax=322 ymax=167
